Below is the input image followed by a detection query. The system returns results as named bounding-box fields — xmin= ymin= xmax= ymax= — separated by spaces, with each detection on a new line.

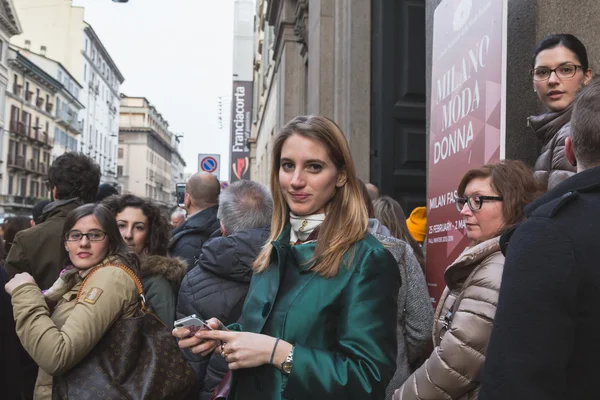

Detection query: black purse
xmin=52 ymin=263 xmax=196 ymax=400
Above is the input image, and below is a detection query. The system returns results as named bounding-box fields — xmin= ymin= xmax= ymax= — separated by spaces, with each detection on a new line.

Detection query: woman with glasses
xmin=393 ymin=160 xmax=539 ymax=400
xmin=529 ymin=34 xmax=592 ymax=191
xmin=4 ymin=203 xmax=140 ymax=399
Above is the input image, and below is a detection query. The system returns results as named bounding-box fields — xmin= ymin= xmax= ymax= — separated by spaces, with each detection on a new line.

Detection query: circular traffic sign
xmin=201 ymin=156 xmax=218 ymax=173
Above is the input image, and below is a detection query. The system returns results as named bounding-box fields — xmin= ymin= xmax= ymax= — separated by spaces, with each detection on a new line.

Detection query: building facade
xmin=1 ymin=47 xmax=60 ymax=214
xmin=11 ymin=0 xmax=124 ymax=184
xmin=18 ymin=48 xmax=84 ymax=158
xmin=118 ymin=95 xmax=181 ymax=207
xmin=251 ymin=0 xmax=426 ymax=213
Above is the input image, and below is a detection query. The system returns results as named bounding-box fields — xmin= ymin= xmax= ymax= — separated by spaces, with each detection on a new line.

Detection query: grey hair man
xmin=170 ymin=209 xmax=186 ymax=229
xmin=177 ymin=180 xmax=272 ymax=399
xmin=217 ymin=180 xmax=273 ymax=235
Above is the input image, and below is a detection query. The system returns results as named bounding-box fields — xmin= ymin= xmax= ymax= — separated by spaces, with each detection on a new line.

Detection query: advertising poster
xmin=426 ymin=0 xmax=507 ymax=306
xmin=230 ymin=80 xmax=253 ymax=182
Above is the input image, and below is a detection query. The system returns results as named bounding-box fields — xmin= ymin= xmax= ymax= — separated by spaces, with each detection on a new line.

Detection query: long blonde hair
xmin=253 ymin=115 xmax=368 ymax=278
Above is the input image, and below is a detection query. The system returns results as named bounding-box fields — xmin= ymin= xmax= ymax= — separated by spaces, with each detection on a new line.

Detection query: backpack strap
xmin=75 ymin=263 xmax=148 ymax=312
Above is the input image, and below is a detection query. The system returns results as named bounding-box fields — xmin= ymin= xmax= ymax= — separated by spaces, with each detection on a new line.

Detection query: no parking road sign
xmin=198 ymin=154 xmax=221 ymax=177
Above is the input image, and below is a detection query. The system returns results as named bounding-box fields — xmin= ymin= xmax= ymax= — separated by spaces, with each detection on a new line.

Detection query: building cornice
xmin=84 ymin=23 xmax=125 ymax=83
xmin=9 ymin=49 xmax=62 ymax=93
xmin=0 ymin=0 xmax=22 ymax=37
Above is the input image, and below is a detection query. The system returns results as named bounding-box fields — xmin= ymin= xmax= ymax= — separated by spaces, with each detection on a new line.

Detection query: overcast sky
xmin=72 ymin=0 xmax=235 ymax=181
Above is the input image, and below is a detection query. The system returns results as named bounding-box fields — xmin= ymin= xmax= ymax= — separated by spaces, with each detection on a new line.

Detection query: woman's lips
xmin=77 ymin=252 xmax=91 ymax=259
xmin=547 ymin=91 xmax=564 ymax=100
xmin=290 ymin=193 xmax=310 ymax=201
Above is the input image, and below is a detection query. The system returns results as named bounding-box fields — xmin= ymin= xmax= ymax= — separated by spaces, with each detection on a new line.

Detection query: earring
xmin=65 ymin=247 xmax=69 ymax=252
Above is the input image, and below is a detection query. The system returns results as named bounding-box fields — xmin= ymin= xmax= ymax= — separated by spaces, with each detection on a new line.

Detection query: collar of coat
xmin=526 ymin=164 xmax=600 ymax=216
xmin=528 ymin=101 xmax=573 ymax=144
xmin=139 ymin=254 xmax=187 ymax=288
xmin=40 ymin=198 xmax=82 ymax=224
xmin=169 ymin=206 xmax=218 ymax=245
xmin=271 ymin=224 xmax=317 ymax=272
xmin=444 ymin=236 xmax=501 ymax=286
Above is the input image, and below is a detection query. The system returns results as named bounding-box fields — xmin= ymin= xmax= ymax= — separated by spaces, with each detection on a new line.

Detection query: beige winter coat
xmin=395 ymin=237 xmax=504 ymax=400
xmin=10 ymin=262 xmax=138 ymax=399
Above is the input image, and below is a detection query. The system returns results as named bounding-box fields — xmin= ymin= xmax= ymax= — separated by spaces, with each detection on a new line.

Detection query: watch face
xmin=282 ymin=362 xmax=292 ymax=374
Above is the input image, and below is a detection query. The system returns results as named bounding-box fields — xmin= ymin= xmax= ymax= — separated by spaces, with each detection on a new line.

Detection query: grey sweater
xmin=372 ymin=233 xmax=434 ymax=400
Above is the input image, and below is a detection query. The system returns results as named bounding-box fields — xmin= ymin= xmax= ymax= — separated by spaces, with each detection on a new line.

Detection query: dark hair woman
xmin=174 ymin=115 xmax=401 ymax=399
xmin=4 ymin=203 xmax=140 ymax=399
xmin=393 ymin=160 xmax=540 ymax=400
xmin=529 ymin=34 xmax=593 ymax=191
xmin=103 ymin=194 xmax=186 ymax=328
xmin=3 ymin=216 xmax=32 ymax=258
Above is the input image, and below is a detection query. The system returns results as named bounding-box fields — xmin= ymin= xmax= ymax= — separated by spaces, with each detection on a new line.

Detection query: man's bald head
xmin=185 ymin=172 xmax=220 ymax=211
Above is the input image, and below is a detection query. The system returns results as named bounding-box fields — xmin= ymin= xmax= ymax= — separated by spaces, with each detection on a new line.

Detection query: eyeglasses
xmin=455 ymin=195 xmax=503 ymax=212
xmin=65 ymin=230 xmax=107 ymax=242
xmin=531 ymin=63 xmax=583 ymax=81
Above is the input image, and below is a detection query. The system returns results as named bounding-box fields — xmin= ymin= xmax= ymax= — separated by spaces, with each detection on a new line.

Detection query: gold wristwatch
xmin=281 ymin=346 xmax=295 ymax=375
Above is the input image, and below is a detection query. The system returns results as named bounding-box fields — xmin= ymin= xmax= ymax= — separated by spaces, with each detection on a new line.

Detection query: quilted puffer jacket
xmin=395 ymin=236 xmax=504 ymax=400
xmin=529 ymin=103 xmax=576 ymax=191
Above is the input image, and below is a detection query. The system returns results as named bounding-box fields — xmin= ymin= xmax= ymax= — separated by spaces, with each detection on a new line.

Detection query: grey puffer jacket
xmin=529 ymin=103 xmax=576 ymax=191
xmin=371 ymin=233 xmax=433 ymax=400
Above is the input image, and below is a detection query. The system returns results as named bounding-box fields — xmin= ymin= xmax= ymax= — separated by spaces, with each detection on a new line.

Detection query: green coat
xmin=231 ymin=226 xmax=401 ymax=399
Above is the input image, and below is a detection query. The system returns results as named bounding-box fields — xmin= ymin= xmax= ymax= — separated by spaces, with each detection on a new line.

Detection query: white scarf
xmin=289 ymin=212 xmax=325 ymax=244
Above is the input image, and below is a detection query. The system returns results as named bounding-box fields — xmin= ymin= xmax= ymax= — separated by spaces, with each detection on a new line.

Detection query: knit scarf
xmin=289 ymin=213 xmax=325 ymax=244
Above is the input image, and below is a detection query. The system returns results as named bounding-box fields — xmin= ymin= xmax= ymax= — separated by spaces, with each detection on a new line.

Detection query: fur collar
xmin=139 ymin=254 xmax=187 ymax=287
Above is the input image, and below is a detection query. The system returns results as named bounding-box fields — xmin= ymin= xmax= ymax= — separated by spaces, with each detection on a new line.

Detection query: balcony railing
xmin=9 ymin=120 xmax=25 ymax=136
xmin=25 ymin=91 xmax=33 ymax=102
xmin=36 ymin=97 xmax=44 ymax=108
xmin=46 ymin=103 xmax=54 ymax=113
xmin=38 ymin=163 xmax=47 ymax=175
xmin=0 ymin=195 xmax=38 ymax=207
xmin=12 ymin=84 xmax=21 ymax=96
xmin=7 ymin=154 xmax=26 ymax=169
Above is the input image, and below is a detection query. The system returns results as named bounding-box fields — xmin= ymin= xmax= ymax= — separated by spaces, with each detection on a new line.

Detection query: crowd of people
xmin=0 ymin=32 xmax=598 ymax=400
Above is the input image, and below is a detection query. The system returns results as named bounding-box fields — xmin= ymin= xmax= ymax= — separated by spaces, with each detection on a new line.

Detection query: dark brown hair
xmin=373 ymin=196 xmax=426 ymax=272
xmin=62 ymin=203 xmax=139 ymax=271
xmin=4 ymin=216 xmax=31 ymax=258
xmin=458 ymin=160 xmax=541 ymax=230
xmin=102 ymin=194 xmax=170 ymax=256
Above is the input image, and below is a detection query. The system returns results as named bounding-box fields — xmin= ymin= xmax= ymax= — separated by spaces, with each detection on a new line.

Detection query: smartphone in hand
xmin=174 ymin=314 xmax=213 ymax=336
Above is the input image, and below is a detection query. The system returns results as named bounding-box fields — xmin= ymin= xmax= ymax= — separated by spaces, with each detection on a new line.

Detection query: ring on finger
xmin=220 ymin=343 xmax=225 ymax=355
xmin=223 ymin=351 xmax=231 ymax=360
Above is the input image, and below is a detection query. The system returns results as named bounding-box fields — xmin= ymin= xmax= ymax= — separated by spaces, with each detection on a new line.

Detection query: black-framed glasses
xmin=455 ymin=195 xmax=503 ymax=212
xmin=65 ymin=230 xmax=107 ymax=242
xmin=531 ymin=62 xmax=583 ymax=81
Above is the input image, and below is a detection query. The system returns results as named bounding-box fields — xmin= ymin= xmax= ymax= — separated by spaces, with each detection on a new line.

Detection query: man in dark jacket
xmin=168 ymin=171 xmax=220 ymax=270
xmin=479 ymin=80 xmax=600 ymax=400
xmin=4 ymin=152 xmax=100 ymax=289
xmin=177 ymin=180 xmax=273 ymax=400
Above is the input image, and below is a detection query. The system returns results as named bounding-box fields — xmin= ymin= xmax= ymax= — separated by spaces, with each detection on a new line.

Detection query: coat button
xmin=254 ymin=376 xmax=263 ymax=391
xmin=262 ymin=302 xmax=271 ymax=317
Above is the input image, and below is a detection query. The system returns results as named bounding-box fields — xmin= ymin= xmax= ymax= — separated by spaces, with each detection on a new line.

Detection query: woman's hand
xmin=5 ymin=273 xmax=36 ymax=296
xmin=196 ymin=330 xmax=292 ymax=370
xmin=172 ymin=318 xmax=226 ymax=356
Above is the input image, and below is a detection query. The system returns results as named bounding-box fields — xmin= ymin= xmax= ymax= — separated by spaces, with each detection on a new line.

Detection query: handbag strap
xmin=75 ymin=262 xmax=148 ymax=312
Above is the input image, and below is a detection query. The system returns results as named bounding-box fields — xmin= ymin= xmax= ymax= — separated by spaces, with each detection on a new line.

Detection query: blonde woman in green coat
xmin=174 ymin=115 xmax=401 ymax=399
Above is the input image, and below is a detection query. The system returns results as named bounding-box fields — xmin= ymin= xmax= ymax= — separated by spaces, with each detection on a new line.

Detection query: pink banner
xmin=426 ymin=0 xmax=506 ymax=306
